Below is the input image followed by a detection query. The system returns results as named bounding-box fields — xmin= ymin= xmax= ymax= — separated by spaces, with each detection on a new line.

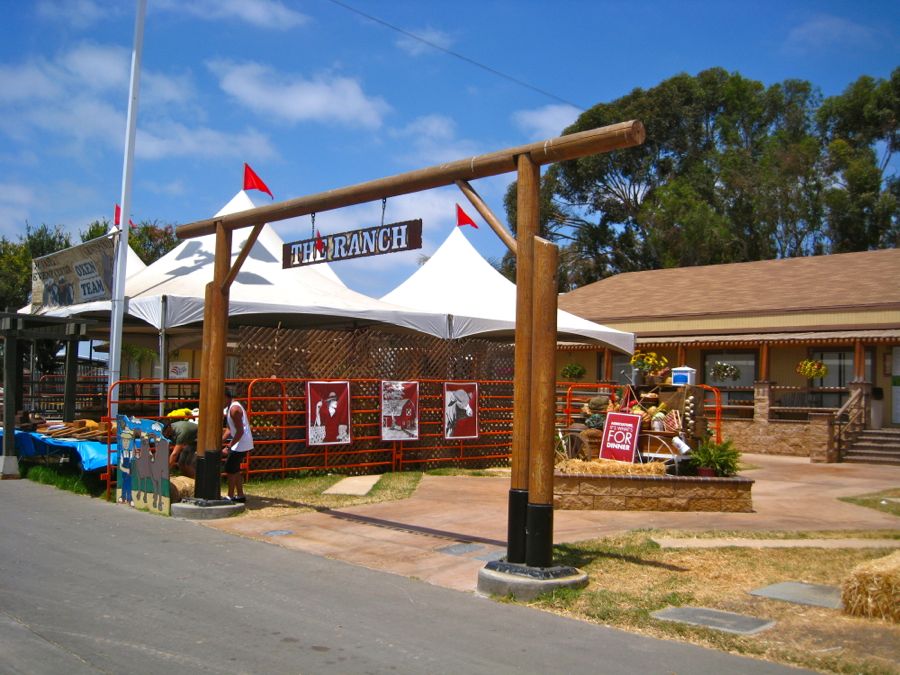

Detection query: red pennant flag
xmin=456 ymin=203 xmax=478 ymax=228
xmin=315 ymin=229 xmax=325 ymax=255
xmin=114 ymin=204 xmax=136 ymax=229
xmin=243 ymin=163 xmax=273 ymax=198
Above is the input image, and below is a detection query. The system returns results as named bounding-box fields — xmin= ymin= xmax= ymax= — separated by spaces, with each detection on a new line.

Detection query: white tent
xmin=36 ymin=191 xmax=450 ymax=338
xmin=381 ymin=227 xmax=634 ymax=353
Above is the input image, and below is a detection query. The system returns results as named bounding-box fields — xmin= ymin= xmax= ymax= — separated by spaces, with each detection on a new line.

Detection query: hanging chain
xmin=381 ymin=198 xmax=387 ymax=227
xmin=310 ymin=212 xmax=316 ymax=238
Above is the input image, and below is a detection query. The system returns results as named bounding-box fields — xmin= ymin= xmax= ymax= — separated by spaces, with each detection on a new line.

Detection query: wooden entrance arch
xmin=176 ymin=120 xmax=645 ymax=566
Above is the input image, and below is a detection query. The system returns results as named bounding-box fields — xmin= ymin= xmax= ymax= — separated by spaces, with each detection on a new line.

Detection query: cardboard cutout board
xmin=117 ymin=415 xmax=170 ymax=515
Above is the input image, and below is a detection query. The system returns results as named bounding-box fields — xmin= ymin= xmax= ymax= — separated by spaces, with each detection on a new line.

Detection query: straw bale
xmin=555 ymin=458 xmax=667 ymax=476
xmin=169 ymin=476 xmax=195 ymax=503
xmin=841 ymin=550 xmax=900 ymax=622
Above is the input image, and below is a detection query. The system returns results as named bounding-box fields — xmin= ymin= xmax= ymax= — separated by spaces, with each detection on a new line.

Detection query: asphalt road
xmin=0 ymin=481 xmax=810 ymax=675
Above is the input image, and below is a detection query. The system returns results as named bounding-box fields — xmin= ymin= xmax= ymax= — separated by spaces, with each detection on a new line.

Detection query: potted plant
xmin=560 ymin=362 xmax=586 ymax=381
xmin=689 ymin=438 xmax=740 ymax=477
xmin=629 ymin=350 xmax=669 ymax=384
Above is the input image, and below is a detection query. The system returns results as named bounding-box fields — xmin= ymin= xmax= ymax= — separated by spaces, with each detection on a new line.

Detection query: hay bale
xmin=841 ymin=550 xmax=900 ymax=622
xmin=169 ymin=476 xmax=195 ymax=503
xmin=555 ymin=458 xmax=667 ymax=476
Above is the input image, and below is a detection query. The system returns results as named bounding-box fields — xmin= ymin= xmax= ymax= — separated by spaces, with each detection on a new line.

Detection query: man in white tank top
xmin=222 ymin=389 xmax=254 ymax=502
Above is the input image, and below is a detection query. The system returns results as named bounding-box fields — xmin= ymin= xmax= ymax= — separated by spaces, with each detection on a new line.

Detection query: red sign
xmin=599 ymin=412 xmax=642 ymax=462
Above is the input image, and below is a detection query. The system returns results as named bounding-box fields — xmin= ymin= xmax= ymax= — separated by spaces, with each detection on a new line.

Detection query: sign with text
xmin=31 ymin=234 xmax=117 ymax=311
xmin=283 ymin=219 xmax=422 ymax=268
xmin=599 ymin=412 xmax=642 ymax=462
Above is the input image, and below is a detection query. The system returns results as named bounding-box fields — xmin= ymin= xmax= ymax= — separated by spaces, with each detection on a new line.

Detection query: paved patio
xmin=203 ymin=453 xmax=900 ymax=593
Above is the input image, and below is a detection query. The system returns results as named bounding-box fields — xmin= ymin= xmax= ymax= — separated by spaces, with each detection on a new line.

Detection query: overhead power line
xmin=323 ymin=0 xmax=586 ymax=111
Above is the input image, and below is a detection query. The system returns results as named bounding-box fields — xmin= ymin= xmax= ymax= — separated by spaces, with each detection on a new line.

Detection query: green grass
xmin=21 ymin=463 xmax=106 ymax=498
xmin=244 ymin=471 xmax=422 ymax=511
xmin=839 ymin=488 xmax=900 ymax=518
xmin=641 ymin=527 xmax=900 ymax=540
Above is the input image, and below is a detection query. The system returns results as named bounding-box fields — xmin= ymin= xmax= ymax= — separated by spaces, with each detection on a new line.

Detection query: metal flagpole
xmin=108 ymin=0 xmax=147 ymax=419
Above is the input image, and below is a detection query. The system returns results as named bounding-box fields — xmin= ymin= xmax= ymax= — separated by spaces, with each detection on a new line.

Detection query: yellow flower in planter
xmin=629 ymin=350 xmax=669 ymax=375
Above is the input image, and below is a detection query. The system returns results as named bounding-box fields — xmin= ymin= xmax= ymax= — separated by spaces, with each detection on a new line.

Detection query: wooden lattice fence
xmin=233 ymin=326 xmax=515 ymax=475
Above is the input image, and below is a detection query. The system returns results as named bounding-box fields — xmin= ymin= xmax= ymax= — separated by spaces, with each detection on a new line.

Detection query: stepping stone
xmin=652 ymin=607 xmax=775 ymax=635
xmin=749 ymin=581 xmax=842 ymax=609
xmin=322 ymin=475 xmax=380 ymax=496
xmin=437 ymin=542 xmax=484 ymax=556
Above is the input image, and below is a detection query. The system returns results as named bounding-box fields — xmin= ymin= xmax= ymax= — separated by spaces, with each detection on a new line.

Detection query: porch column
xmin=753 ymin=381 xmax=771 ymax=422
xmin=759 ymin=344 xmax=770 ymax=382
xmin=853 ymin=340 xmax=865 ymax=381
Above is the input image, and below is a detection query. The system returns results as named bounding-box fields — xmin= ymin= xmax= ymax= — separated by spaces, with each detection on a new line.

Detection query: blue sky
xmin=1 ymin=0 xmax=897 ymax=297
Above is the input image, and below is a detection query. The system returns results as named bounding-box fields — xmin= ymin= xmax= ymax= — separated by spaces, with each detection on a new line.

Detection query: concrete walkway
xmin=204 ymin=453 xmax=900 ymax=593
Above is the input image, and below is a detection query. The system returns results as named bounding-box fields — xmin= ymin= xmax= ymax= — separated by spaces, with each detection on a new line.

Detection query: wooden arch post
xmin=178 ymin=121 xmax=646 ymax=515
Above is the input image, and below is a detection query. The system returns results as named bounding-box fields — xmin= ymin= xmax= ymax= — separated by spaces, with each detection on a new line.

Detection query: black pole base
xmin=506 ymin=488 xmax=528 ymax=563
xmin=525 ymin=502 xmax=554 ymax=568
xmin=194 ymin=449 xmax=222 ymax=501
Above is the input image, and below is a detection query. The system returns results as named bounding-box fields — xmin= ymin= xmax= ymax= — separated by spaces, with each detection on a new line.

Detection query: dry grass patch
xmin=529 ymin=532 xmax=900 ymax=674
xmin=645 ymin=528 xmax=900 ymax=540
xmin=238 ymin=472 xmax=422 ymax=517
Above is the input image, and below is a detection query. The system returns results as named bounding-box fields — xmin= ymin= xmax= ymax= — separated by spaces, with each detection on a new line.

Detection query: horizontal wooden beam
xmin=176 ymin=120 xmax=645 ymax=240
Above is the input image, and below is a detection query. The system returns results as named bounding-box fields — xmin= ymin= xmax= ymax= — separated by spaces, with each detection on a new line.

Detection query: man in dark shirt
xmin=164 ymin=419 xmax=197 ymax=479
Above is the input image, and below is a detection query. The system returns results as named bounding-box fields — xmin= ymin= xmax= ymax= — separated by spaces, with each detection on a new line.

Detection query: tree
xmin=508 ymin=67 xmax=895 ymax=290
xmin=128 ymin=221 xmax=179 ymax=265
xmin=817 ymin=68 xmax=899 ymax=251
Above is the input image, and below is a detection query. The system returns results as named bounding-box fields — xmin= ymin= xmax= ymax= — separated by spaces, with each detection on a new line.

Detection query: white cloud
xmin=390 ymin=114 xmax=481 ymax=165
xmin=136 ymin=122 xmax=276 ymax=161
xmin=512 ymin=104 xmax=581 ymax=141
xmin=209 ymin=60 xmax=390 ymax=129
xmin=395 ymin=27 xmax=453 ymax=57
xmin=36 ymin=0 xmax=112 ymax=29
xmin=155 ymin=0 xmax=309 ymax=30
xmin=63 ymin=43 xmax=129 ymax=91
xmin=0 ymin=61 xmax=63 ymax=102
xmin=0 ymin=182 xmax=36 ymax=238
xmin=784 ymin=14 xmax=876 ymax=53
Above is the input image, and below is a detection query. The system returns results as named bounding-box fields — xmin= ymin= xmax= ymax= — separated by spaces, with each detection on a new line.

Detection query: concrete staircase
xmin=842 ymin=428 xmax=900 ymax=465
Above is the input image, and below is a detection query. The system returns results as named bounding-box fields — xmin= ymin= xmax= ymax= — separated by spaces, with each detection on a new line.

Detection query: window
xmin=703 ymin=350 xmax=757 ymax=404
xmin=809 ymin=349 xmax=873 ymax=407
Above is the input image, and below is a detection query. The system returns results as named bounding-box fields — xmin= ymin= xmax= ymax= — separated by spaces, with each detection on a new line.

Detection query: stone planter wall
xmin=554 ymin=473 xmax=754 ymax=512
xmin=721 ymin=414 xmax=832 ymax=458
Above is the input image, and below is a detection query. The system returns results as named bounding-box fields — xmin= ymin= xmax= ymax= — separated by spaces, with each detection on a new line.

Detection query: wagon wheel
xmin=555 ymin=429 xmax=587 ymax=462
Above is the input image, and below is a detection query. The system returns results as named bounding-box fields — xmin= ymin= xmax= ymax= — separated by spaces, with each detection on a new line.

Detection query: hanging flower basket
xmin=796 ymin=358 xmax=827 ymax=379
xmin=710 ymin=361 xmax=741 ymax=382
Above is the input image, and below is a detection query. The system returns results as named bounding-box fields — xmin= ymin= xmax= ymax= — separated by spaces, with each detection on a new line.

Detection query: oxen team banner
xmin=31 ymin=234 xmax=117 ymax=311
xmin=380 ymin=381 xmax=419 ymax=441
xmin=283 ymin=219 xmax=423 ymax=268
xmin=443 ymin=382 xmax=479 ymax=440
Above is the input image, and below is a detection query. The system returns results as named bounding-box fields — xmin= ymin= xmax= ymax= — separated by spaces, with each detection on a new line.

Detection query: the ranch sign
xmin=283 ymin=219 xmax=423 ymax=268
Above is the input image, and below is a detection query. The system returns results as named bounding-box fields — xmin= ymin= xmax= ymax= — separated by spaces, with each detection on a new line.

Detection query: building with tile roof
xmin=556 ymin=248 xmax=900 ymax=455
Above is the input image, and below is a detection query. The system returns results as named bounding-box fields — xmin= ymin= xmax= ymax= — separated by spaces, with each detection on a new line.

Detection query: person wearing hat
xmin=222 ymin=389 xmax=254 ymax=502
xmin=315 ymin=390 xmax=344 ymax=443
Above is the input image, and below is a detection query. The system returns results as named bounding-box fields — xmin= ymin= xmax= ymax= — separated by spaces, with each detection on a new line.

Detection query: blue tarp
xmin=0 ymin=429 xmax=116 ymax=472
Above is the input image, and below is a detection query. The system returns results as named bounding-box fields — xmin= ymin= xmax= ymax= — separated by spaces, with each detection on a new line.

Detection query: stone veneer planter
xmin=554 ymin=473 xmax=754 ymax=512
